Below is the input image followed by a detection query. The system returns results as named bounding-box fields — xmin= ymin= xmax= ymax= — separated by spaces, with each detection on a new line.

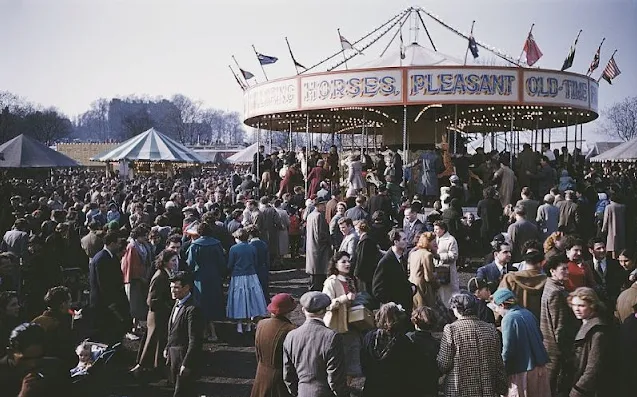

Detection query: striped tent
xmin=91 ymin=128 xmax=206 ymax=163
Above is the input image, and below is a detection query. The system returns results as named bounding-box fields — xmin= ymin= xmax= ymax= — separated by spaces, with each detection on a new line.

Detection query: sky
xmin=0 ymin=0 xmax=635 ymax=142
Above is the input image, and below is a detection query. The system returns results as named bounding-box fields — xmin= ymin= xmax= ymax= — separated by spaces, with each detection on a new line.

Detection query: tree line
xmin=0 ymin=91 xmax=247 ymax=146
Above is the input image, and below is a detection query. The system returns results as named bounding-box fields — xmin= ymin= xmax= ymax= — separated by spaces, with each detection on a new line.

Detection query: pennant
xmin=231 ymin=70 xmax=246 ymax=91
xmin=468 ymin=36 xmax=479 ymax=58
xmin=340 ymin=34 xmax=354 ymax=51
xmin=561 ymin=31 xmax=581 ymax=71
xmin=240 ymin=68 xmax=255 ymax=80
xmin=601 ymin=56 xmax=621 ymax=84
xmin=587 ymin=43 xmax=602 ymax=75
xmin=256 ymin=53 xmax=278 ymax=65
xmin=294 ymin=59 xmax=307 ymax=70
xmin=523 ymin=32 xmax=543 ymax=66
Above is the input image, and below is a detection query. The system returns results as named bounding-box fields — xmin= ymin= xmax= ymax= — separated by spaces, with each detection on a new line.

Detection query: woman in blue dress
xmin=187 ymin=221 xmax=226 ymax=342
xmin=227 ymin=228 xmax=268 ymax=333
xmin=245 ymin=224 xmax=270 ymax=302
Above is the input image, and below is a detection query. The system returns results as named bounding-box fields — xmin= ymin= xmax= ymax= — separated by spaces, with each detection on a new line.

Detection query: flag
xmin=240 ymin=68 xmax=255 ymax=80
xmin=256 ymin=53 xmax=278 ymax=65
xmin=468 ymin=36 xmax=479 ymax=58
xmin=399 ymin=30 xmax=406 ymax=60
xmin=601 ymin=56 xmax=621 ymax=84
xmin=231 ymin=69 xmax=246 ymax=90
xmin=523 ymin=32 xmax=543 ymax=66
xmin=340 ymin=34 xmax=354 ymax=51
xmin=587 ymin=44 xmax=602 ymax=75
xmin=561 ymin=32 xmax=580 ymax=71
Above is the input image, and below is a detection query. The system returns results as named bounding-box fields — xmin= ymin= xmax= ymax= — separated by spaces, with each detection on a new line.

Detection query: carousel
xmin=240 ymin=6 xmax=599 ymax=190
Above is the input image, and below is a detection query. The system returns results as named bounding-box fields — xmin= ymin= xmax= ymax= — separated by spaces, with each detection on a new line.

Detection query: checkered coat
xmin=437 ymin=316 xmax=508 ymax=397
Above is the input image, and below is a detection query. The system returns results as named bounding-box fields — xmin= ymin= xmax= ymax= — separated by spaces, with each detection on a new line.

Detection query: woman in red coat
xmin=307 ymin=159 xmax=329 ymax=197
xmin=277 ymin=164 xmax=299 ymax=197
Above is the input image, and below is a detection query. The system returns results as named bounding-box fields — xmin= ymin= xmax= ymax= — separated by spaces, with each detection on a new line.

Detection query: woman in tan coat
xmin=408 ymin=232 xmax=439 ymax=308
xmin=251 ymin=293 xmax=297 ymax=397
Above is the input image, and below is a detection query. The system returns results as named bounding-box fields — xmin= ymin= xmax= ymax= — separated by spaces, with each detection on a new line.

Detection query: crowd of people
xmin=0 ymin=140 xmax=636 ymax=397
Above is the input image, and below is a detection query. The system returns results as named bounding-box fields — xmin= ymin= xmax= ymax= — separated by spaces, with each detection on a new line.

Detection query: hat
xmin=467 ymin=277 xmax=488 ymax=293
xmin=449 ymin=175 xmax=460 ymax=183
xmin=492 ymin=288 xmax=516 ymax=305
xmin=10 ymin=196 xmax=20 ymax=201
xmin=267 ymin=293 xmax=297 ymax=316
xmin=315 ymin=196 xmax=328 ymax=205
xmin=299 ymin=291 xmax=331 ymax=313
xmin=182 ymin=206 xmax=195 ymax=213
xmin=165 ymin=201 xmax=176 ymax=209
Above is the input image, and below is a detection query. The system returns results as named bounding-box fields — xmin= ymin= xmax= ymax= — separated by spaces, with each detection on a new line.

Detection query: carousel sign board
xmin=299 ymin=69 xmax=403 ymax=109
xmin=407 ymin=68 xmax=519 ymax=103
xmin=244 ymin=77 xmax=299 ymax=119
xmin=523 ymin=71 xmax=597 ymax=112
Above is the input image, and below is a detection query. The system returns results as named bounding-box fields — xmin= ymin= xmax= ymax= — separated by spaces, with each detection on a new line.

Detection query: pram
xmin=71 ymin=340 xmax=122 ymax=394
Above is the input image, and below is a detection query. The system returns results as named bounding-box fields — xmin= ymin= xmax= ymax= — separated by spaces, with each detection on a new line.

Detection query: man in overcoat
xmin=306 ymin=197 xmax=331 ymax=291
xmin=283 ymin=292 xmax=348 ymax=397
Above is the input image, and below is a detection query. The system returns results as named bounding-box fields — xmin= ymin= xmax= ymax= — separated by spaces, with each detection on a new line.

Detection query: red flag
xmin=523 ymin=32 xmax=543 ymax=66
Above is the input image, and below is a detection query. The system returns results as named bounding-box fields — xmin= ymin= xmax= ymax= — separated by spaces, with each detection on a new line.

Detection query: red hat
xmin=267 ymin=293 xmax=297 ymax=316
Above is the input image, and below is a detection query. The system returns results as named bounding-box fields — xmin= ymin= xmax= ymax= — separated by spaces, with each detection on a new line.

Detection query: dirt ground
xmin=107 ymin=262 xmax=476 ymax=397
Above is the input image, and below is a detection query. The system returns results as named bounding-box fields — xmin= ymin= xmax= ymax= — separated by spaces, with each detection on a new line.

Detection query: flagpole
xmin=463 ymin=20 xmax=475 ymax=66
xmin=337 ymin=28 xmax=349 ymax=70
xmin=285 ymin=37 xmax=300 ymax=75
xmin=252 ymin=45 xmax=269 ymax=81
xmin=587 ymin=38 xmax=605 ymax=76
xmin=228 ymin=65 xmax=245 ymax=91
xmin=597 ymin=49 xmax=617 ymax=82
xmin=517 ymin=23 xmax=534 ymax=65
xmin=232 ymin=55 xmax=249 ymax=87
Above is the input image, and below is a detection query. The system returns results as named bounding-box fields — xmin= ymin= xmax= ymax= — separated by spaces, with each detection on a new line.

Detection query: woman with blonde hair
xmin=408 ymin=232 xmax=439 ymax=309
xmin=568 ymin=287 xmax=617 ymax=397
xmin=543 ymin=231 xmax=564 ymax=261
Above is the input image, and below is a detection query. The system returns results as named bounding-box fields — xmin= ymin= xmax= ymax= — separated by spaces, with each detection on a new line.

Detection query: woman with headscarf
xmin=250 ymin=293 xmax=297 ymax=397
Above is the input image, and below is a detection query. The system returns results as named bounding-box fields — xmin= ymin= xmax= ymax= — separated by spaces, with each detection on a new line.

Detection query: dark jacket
xmin=228 ymin=241 xmax=258 ymax=277
xmin=166 ymin=294 xmax=204 ymax=372
xmin=251 ymin=316 xmax=296 ymax=397
xmin=372 ymin=249 xmax=414 ymax=313
xmin=406 ymin=330 xmax=440 ymax=396
xmin=353 ymin=234 xmax=380 ymax=291
xmin=571 ymin=317 xmax=617 ymax=397
xmin=477 ymin=261 xmax=517 ymax=294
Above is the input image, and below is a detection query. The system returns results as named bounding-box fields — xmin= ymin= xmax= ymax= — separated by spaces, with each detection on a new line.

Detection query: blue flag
xmin=257 ymin=53 xmax=278 ymax=65
xmin=468 ymin=36 xmax=479 ymax=58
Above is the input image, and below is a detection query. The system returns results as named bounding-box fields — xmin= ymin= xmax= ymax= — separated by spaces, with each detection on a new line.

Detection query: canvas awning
xmin=91 ymin=128 xmax=207 ymax=163
xmin=226 ymin=143 xmax=257 ymax=164
xmin=0 ymin=134 xmax=80 ymax=168
xmin=589 ymin=138 xmax=637 ymax=162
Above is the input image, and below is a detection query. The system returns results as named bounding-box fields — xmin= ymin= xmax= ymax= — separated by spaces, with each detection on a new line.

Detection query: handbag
xmin=435 ymin=263 xmax=451 ymax=285
xmin=348 ymin=305 xmax=374 ymax=330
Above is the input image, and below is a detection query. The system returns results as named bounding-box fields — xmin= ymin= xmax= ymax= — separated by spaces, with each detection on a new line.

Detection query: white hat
xmin=165 ymin=201 xmax=176 ymax=209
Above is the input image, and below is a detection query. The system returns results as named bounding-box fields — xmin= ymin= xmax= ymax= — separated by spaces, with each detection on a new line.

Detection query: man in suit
xmin=1 ymin=218 xmax=29 ymax=258
xmin=283 ymin=292 xmax=348 ymax=397
xmin=164 ymin=271 xmax=203 ymax=397
xmin=586 ymin=237 xmax=625 ymax=308
xmin=344 ymin=196 xmax=369 ymax=222
xmin=368 ymin=185 xmax=393 ymax=217
xmin=306 ymin=197 xmax=332 ymax=291
xmin=88 ymin=232 xmax=130 ymax=345
xmin=477 ymin=241 xmax=516 ymax=293
xmin=403 ymin=206 xmax=425 ymax=252
xmin=372 ymin=228 xmax=415 ymax=313
xmin=166 ymin=234 xmax=187 ymax=272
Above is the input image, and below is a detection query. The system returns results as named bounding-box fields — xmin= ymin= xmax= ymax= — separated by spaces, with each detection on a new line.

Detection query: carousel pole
xmin=565 ymin=112 xmax=569 ymax=152
xmin=288 ymin=119 xmax=293 ymax=153
xmin=453 ymin=105 xmax=458 ymax=154
xmin=509 ymin=108 xmax=514 ymax=165
xmin=256 ymin=120 xmax=261 ymax=184
xmin=402 ymin=104 xmax=407 ymax=187
xmin=305 ymin=114 xmax=310 ymax=198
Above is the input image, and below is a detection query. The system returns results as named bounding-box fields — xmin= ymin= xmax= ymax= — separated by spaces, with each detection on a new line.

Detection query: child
xmin=288 ymin=208 xmax=301 ymax=260
xmin=467 ymin=277 xmax=496 ymax=324
xmin=70 ymin=342 xmax=94 ymax=376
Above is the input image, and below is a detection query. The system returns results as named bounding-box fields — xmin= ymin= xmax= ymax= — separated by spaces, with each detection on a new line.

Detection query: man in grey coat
xmin=536 ymin=194 xmax=559 ymax=240
xmin=306 ymin=197 xmax=331 ymax=291
xmin=507 ymin=205 xmax=540 ymax=263
xmin=283 ymin=292 xmax=348 ymax=397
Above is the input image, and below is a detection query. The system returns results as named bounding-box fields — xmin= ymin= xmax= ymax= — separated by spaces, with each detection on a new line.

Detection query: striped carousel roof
xmin=91 ymin=128 xmax=207 ymax=163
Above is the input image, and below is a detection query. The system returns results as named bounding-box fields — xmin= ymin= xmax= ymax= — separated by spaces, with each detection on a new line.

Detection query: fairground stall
xmin=239 ymin=6 xmax=600 ymax=188
xmin=91 ymin=128 xmax=207 ymax=178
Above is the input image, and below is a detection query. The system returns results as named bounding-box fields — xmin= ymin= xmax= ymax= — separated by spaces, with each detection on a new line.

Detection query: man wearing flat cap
xmin=283 ymin=292 xmax=348 ymax=397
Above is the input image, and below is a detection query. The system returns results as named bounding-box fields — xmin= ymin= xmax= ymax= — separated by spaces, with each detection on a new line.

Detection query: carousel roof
xmin=589 ymin=138 xmax=637 ymax=162
xmin=0 ymin=134 xmax=80 ymax=168
xmin=91 ymin=128 xmax=207 ymax=163
xmin=357 ymin=43 xmax=462 ymax=68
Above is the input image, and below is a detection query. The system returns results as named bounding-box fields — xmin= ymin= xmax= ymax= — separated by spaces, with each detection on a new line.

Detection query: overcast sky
xmin=0 ymin=0 xmax=634 ymax=140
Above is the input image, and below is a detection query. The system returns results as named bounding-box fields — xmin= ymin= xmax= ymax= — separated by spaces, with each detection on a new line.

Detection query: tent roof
xmin=590 ymin=138 xmax=637 ymax=162
xmin=0 ymin=134 xmax=80 ymax=168
xmin=356 ymin=42 xmax=462 ymax=69
xmin=585 ymin=141 xmax=622 ymax=160
xmin=91 ymin=128 xmax=207 ymax=163
xmin=226 ymin=143 xmax=257 ymax=164
xmin=209 ymin=151 xmax=226 ymax=164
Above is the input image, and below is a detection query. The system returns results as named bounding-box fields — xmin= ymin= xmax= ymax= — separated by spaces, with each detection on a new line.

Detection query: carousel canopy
xmin=226 ymin=143 xmax=257 ymax=164
xmin=589 ymin=138 xmax=637 ymax=162
xmin=358 ymin=42 xmax=462 ymax=69
xmin=0 ymin=134 xmax=79 ymax=168
xmin=91 ymin=128 xmax=207 ymax=163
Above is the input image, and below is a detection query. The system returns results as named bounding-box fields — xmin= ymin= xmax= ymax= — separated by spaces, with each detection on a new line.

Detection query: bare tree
xmin=121 ymin=108 xmax=153 ymax=138
xmin=23 ymin=109 xmax=73 ymax=145
xmin=169 ymin=94 xmax=203 ymax=144
xmin=600 ymin=96 xmax=637 ymax=141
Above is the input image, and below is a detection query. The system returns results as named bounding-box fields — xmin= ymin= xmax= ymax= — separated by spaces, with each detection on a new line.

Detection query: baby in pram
xmin=71 ymin=342 xmax=95 ymax=377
